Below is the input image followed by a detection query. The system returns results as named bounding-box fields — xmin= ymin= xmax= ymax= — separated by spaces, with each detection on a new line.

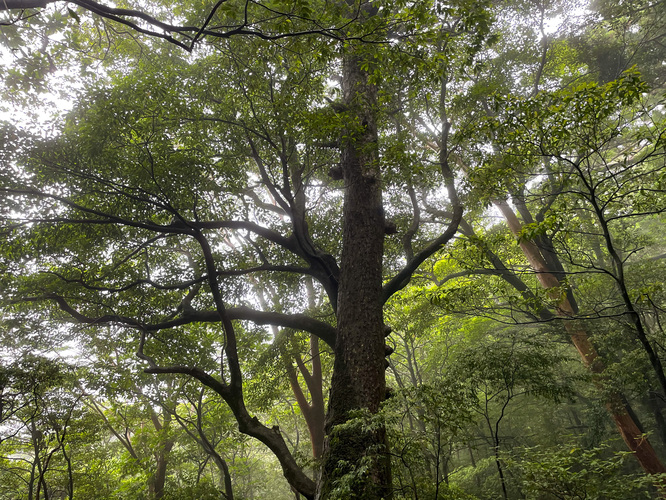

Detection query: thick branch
xmin=35 ymin=293 xmax=336 ymax=349
xmin=402 ymin=183 xmax=420 ymax=261
xmin=382 ymin=204 xmax=462 ymax=303
xmin=383 ymin=73 xmax=463 ymax=302
xmin=189 ymin=228 xmax=315 ymax=497
xmin=458 ymin=219 xmax=554 ymax=322
xmin=171 ymin=219 xmax=300 ymax=254
xmin=145 ymin=364 xmax=315 ymax=498
xmin=35 ymin=293 xmax=144 ymax=328
xmin=151 ymin=306 xmax=336 ymax=348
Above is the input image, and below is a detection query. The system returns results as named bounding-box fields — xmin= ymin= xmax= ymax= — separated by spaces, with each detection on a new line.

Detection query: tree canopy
xmin=1 ymin=0 xmax=666 ymax=498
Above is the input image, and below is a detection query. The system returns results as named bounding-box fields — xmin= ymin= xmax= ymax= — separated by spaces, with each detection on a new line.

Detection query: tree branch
xmin=154 ymin=306 xmax=336 ymax=348
xmin=143 ymin=360 xmax=316 ymax=498
xmin=28 ymin=292 xmax=337 ymax=348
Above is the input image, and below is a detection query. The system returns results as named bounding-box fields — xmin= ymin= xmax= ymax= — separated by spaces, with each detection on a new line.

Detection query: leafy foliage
xmin=1 ymin=0 xmax=666 ymax=498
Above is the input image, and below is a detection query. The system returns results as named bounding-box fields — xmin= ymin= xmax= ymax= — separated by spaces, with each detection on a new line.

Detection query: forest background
xmin=0 ymin=0 xmax=665 ymax=498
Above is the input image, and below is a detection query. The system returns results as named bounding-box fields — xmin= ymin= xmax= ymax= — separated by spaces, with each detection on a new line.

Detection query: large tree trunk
xmin=316 ymin=47 xmax=392 ymax=498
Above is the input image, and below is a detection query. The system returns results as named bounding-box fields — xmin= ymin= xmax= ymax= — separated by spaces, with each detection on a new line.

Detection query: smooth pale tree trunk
xmin=316 ymin=48 xmax=392 ymax=498
xmin=285 ymin=336 xmax=326 ymax=459
xmin=495 ymin=199 xmax=666 ymax=478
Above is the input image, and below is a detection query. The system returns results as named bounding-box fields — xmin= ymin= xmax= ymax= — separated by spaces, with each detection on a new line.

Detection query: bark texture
xmin=316 ymin=49 xmax=391 ymax=498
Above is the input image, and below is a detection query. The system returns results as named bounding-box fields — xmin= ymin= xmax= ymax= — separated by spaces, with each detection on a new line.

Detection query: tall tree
xmin=2 ymin=0 xmax=665 ymax=497
xmin=0 ymin=1 xmax=487 ymax=496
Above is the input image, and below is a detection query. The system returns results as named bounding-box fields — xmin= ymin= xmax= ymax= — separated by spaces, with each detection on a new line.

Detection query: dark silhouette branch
xmin=29 ymin=293 xmax=336 ymax=348
xmin=0 ymin=0 xmax=361 ymax=51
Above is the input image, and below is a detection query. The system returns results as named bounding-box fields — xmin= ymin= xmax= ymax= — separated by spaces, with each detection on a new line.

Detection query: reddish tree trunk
xmin=495 ymin=199 xmax=666 ymax=478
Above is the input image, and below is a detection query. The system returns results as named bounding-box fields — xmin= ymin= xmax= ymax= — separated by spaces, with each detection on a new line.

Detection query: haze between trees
xmin=1 ymin=0 xmax=666 ymax=498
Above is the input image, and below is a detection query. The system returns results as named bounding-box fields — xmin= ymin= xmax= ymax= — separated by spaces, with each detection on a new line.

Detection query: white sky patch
xmin=543 ymin=14 xmax=566 ymax=36
xmin=541 ymin=4 xmax=592 ymax=39
xmin=0 ymin=15 xmax=87 ymax=135
xmin=0 ymin=65 xmax=78 ymax=134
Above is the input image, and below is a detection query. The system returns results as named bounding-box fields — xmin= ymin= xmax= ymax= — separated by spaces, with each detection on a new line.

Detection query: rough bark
xmin=316 ymin=47 xmax=392 ymax=498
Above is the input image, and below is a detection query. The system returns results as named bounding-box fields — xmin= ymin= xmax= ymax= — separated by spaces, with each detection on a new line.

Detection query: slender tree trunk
xmin=29 ymin=454 xmax=36 ymax=500
xmin=307 ymin=336 xmax=326 ymax=459
xmin=493 ymin=443 xmax=508 ymax=500
xmin=183 ymin=389 xmax=234 ymax=500
xmin=495 ymin=199 xmax=666 ymax=477
xmin=218 ymin=455 xmax=234 ymax=500
xmin=285 ymin=336 xmax=326 ymax=459
xmin=61 ymin=440 xmax=74 ymax=500
xmin=145 ymin=404 xmax=175 ymax=500
xmin=149 ymin=439 xmax=174 ymax=499
xmin=316 ymin=47 xmax=391 ymax=498
xmin=197 ymin=425 xmax=234 ymax=499
xmin=588 ymin=195 xmax=666 ymax=400
xmin=259 ymin=281 xmax=326 ymax=460
xmin=30 ymin=420 xmax=48 ymax=500
xmin=304 ymin=279 xmax=326 ymax=459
